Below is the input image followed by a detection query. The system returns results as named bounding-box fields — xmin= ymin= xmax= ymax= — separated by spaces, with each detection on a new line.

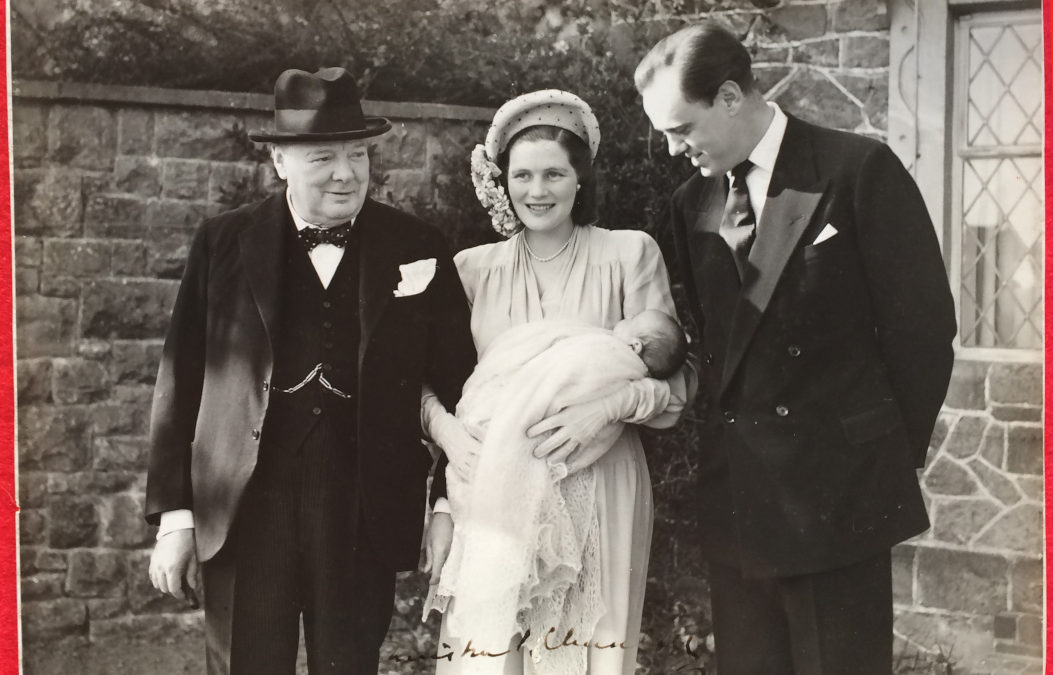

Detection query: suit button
xmin=312 ymin=407 xmax=322 ymax=416
xmin=723 ymin=410 xmax=735 ymax=423
xmin=324 ymin=342 xmax=334 ymax=350
xmin=787 ymin=345 xmax=801 ymax=357
xmin=323 ymin=321 xmax=333 ymax=329
xmin=251 ymin=429 xmax=260 ymax=440
xmin=262 ymin=381 xmax=269 ymax=392
xmin=705 ymin=353 xmax=715 ymax=366
xmin=322 ymin=300 xmax=332 ymax=309
xmin=775 ymin=405 xmax=789 ymax=417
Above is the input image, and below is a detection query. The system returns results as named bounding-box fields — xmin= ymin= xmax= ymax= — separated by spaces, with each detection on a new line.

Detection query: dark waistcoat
xmin=263 ymin=223 xmax=361 ymax=451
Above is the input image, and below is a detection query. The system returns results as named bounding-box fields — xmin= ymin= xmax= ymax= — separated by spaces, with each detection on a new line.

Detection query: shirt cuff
xmin=157 ymin=509 xmax=195 ymax=540
xmin=432 ymin=498 xmax=451 ymax=515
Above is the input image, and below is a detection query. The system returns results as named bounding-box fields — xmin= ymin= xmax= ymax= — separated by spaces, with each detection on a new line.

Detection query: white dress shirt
xmin=733 ymin=102 xmax=788 ymax=226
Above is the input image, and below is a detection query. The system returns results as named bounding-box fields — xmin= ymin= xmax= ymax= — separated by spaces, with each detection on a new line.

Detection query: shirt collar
xmin=746 ymin=102 xmax=788 ymax=175
xmin=285 ymin=190 xmax=357 ymax=232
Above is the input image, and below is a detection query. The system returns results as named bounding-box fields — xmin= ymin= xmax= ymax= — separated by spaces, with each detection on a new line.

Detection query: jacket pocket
xmin=840 ymin=400 xmax=904 ymax=445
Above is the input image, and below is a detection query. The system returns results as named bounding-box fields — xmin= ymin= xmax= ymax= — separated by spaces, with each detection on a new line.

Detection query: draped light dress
xmin=435 ymin=225 xmax=689 ymax=675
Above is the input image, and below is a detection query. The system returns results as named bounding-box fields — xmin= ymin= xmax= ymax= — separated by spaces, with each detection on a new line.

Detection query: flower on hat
xmin=470 ymin=144 xmax=520 ymax=238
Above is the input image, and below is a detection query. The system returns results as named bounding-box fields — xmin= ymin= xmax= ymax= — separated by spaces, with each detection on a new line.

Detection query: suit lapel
xmin=239 ymin=193 xmax=289 ymax=352
xmin=721 ymin=117 xmax=826 ymax=395
xmin=356 ymin=199 xmax=403 ymax=369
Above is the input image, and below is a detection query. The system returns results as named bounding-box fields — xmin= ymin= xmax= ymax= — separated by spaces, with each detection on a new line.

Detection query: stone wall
xmin=12 ymin=4 xmax=1045 ymax=674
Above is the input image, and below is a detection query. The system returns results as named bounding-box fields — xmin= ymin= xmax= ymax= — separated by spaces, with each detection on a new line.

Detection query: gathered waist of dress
xmin=593 ymin=425 xmax=645 ymax=468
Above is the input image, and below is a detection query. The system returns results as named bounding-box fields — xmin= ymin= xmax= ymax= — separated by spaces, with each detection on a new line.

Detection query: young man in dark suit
xmin=144 ymin=67 xmax=475 ymax=674
xmin=636 ymin=24 xmax=956 ymax=674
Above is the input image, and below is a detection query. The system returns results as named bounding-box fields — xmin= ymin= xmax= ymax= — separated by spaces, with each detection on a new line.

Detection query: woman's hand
xmin=422 ymin=512 xmax=454 ymax=585
xmin=422 ymin=393 xmax=480 ymax=482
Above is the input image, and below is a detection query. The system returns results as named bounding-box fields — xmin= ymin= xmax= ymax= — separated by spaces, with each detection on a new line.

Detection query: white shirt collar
xmin=746 ymin=102 xmax=787 ymax=175
xmin=285 ymin=190 xmax=357 ymax=231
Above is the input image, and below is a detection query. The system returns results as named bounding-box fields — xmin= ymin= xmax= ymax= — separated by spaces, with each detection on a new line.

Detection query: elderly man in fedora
xmin=144 ymin=67 xmax=476 ymax=674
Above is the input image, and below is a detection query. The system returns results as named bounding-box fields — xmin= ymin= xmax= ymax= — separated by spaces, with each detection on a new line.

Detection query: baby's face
xmin=612 ymin=316 xmax=641 ymax=348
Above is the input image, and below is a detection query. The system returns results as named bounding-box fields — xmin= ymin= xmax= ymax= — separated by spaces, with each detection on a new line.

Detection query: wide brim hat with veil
xmin=471 ymin=90 xmax=601 ymax=237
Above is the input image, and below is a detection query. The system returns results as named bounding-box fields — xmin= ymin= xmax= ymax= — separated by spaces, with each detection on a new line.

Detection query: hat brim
xmin=248 ymin=117 xmax=392 ymax=143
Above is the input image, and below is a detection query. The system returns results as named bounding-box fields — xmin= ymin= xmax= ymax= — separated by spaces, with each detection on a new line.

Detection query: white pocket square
xmin=813 ymin=223 xmax=838 ymax=245
xmin=393 ymin=258 xmax=437 ymax=297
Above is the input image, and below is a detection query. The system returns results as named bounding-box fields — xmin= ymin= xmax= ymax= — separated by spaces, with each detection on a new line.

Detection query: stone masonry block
xmin=373 ymin=122 xmax=429 ymax=173
xmin=975 ymin=503 xmax=1042 ymax=556
xmin=146 ymin=229 xmax=193 ymax=279
xmin=1005 ymin=426 xmax=1042 ymax=475
xmin=21 ymin=573 xmax=65 ymax=601
xmin=145 ymin=199 xmax=210 ymax=230
xmin=15 ymin=235 xmax=42 ymax=267
xmin=14 ymin=169 xmax=84 ymax=237
xmin=930 ymin=498 xmax=1001 ymax=545
xmin=258 ymin=163 xmax=284 ymax=194
xmin=16 ymin=268 xmax=40 ymax=294
xmin=891 ymin=544 xmax=915 ymax=605
xmin=48 ymin=471 xmax=141 ymax=496
xmin=1011 ymin=558 xmax=1042 ymax=613
xmin=18 ymin=405 xmax=92 ymax=472
xmin=39 ymin=276 xmax=80 ymax=298
xmin=774 ymin=70 xmax=863 ymax=132
xmin=155 ymin=111 xmax=255 ymax=161
xmin=93 ymin=436 xmax=149 ymax=471
xmin=923 ymin=456 xmax=978 ymax=496
xmin=209 ymin=162 xmax=258 ymax=206
xmin=943 ymin=415 xmax=987 ymax=460
xmin=65 ymin=549 xmax=126 ymax=598
xmin=945 ymin=360 xmax=987 ymax=410
xmin=991 ymin=404 xmax=1042 ymax=422
xmin=162 ymin=159 xmax=211 ymax=201
xmin=48 ymin=105 xmax=117 ymax=171
xmin=90 ymin=612 xmax=203 ymax=645
xmin=101 ymin=493 xmax=151 ymax=548
xmin=20 ymin=508 xmax=47 ymax=544
xmin=993 ymin=613 xmax=1016 ymax=639
xmin=88 ymin=598 xmax=129 ymax=621
xmin=989 ymin=362 xmax=1042 ymax=406
xmin=84 ymin=193 xmax=149 ymax=239
xmin=18 ymin=471 xmax=48 ymax=509
xmin=967 ymin=459 xmax=1023 ymax=506
xmin=751 ymin=44 xmax=790 ymax=64
xmin=792 ymin=39 xmax=839 ymax=67
xmin=838 ymin=73 xmax=890 ymax=131
xmin=374 ymin=170 xmax=430 ymax=210
xmin=1018 ymin=614 xmax=1042 ymax=647
xmin=20 ymin=599 xmax=87 ymax=642
xmin=831 ymin=0 xmax=891 ymax=31
xmin=768 ymin=4 xmax=828 ymax=41
xmin=111 ymin=240 xmax=148 ymax=276
xmin=917 ymin=547 xmax=1008 ymax=614
xmin=81 ymin=279 xmax=180 ymax=339
xmin=42 ymin=239 xmax=111 ymax=278
xmin=17 ymin=358 xmax=52 ymax=405
xmin=118 ymin=109 xmax=154 ymax=156
xmin=13 ymin=103 xmax=47 ymax=167
xmin=842 ymin=36 xmax=890 ymax=68
xmin=111 ymin=341 xmax=163 ymax=385
xmin=980 ymin=422 xmax=1006 ymax=468
xmin=52 ymin=358 xmax=111 ymax=404
xmin=92 ymin=403 xmax=144 ymax=436
xmin=49 ymin=498 xmax=99 ymax=548
xmin=36 ymin=550 xmax=70 ymax=573
xmin=113 ymin=155 xmax=162 ymax=197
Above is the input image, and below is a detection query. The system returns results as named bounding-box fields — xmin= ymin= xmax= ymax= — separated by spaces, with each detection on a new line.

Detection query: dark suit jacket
xmin=667 ymin=115 xmax=956 ymax=578
xmin=145 ymin=193 xmax=476 ymax=570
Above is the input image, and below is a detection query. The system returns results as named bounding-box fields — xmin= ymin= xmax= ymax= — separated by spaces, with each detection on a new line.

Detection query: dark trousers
xmin=709 ymin=552 xmax=893 ymax=675
xmin=201 ymin=411 xmax=396 ymax=675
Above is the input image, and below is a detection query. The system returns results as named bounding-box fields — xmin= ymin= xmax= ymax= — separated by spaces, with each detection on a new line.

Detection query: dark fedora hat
xmin=249 ymin=67 xmax=391 ymax=142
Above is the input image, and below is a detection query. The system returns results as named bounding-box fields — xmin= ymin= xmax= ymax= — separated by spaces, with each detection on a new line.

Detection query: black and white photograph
xmin=11 ymin=1 xmax=1046 ymax=673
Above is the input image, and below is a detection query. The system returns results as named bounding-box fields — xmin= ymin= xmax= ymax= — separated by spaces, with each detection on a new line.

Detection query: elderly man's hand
xmin=149 ymin=529 xmax=200 ymax=605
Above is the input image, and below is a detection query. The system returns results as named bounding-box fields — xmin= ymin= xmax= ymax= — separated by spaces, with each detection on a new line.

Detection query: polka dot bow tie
xmin=297 ymin=222 xmax=353 ymax=251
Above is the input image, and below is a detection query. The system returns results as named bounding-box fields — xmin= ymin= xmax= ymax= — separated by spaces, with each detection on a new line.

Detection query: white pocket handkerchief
xmin=813 ymin=223 xmax=838 ymax=245
xmin=393 ymin=258 xmax=437 ymax=297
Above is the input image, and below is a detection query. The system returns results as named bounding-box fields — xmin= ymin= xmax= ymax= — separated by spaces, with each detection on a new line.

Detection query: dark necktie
xmin=719 ymin=159 xmax=756 ymax=280
xmin=297 ymin=221 xmax=353 ymax=251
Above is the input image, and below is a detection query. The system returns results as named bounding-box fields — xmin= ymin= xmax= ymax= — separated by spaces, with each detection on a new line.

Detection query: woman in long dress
xmin=423 ymin=90 xmax=694 ymax=675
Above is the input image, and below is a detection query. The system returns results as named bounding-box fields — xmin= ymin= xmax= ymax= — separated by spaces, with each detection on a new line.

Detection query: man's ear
xmin=629 ymin=338 xmax=644 ymax=355
xmin=717 ymin=80 xmax=744 ymax=114
xmin=271 ymin=145 xmax=288 ymax=180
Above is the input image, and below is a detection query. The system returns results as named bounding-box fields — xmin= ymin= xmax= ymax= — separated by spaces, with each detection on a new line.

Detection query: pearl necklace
xmin=523 ymin=232 xmax=573 ymax=263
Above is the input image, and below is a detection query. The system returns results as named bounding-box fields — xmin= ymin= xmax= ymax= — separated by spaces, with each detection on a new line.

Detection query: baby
xmin=421 ymin=311 xmax=687 ymax=650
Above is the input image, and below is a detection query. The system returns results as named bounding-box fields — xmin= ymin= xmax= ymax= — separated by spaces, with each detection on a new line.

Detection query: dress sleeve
xmin=620 ymin=231 xmax=698 ymax=429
